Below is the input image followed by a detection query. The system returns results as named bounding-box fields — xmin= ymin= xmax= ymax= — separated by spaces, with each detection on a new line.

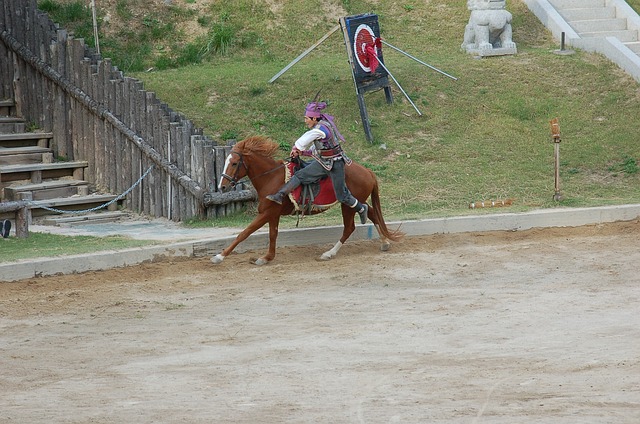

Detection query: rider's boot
xmin=266 ymin=176 xmax=300 ymax=205
xmin=351 ymin=200 xmax=368 ymax=224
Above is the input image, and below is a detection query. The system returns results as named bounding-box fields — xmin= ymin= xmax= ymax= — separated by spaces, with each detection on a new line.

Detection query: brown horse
xmin=211 ymin=135 xmax=403 ymax=265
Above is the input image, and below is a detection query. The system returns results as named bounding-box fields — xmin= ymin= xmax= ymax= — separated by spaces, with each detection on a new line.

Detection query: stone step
xmin=559 ymin=7 xmax=615 ymax=21
xmin=580 ymin=29 xmax=638 ymax=42
xmin=548 ymin=0 xmax=605 ymax=9
xmin=4 ymin=179 xmax=90 ymax=201
xmin=569 ymin=18 xmax=628 ymax=34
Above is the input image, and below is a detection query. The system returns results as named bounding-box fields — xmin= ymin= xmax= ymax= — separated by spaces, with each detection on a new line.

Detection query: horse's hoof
xmin=380 ymin=242 xmax=391 ymax=252
xmin=254 ymin=257 xmax=269 ymax=266
xmin=211 ymin=254 xmax=225 ymax=264
xmin=319 ymin=253 xmax=333 ymax=261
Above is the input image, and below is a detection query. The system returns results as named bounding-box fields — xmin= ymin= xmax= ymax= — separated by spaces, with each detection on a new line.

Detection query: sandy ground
xmin=1 ymin=221 xmax=639 ymax=423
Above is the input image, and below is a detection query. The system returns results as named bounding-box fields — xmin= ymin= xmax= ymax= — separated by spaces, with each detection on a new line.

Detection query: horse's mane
xmin=235 ymin=135 xmax=280 ymax=158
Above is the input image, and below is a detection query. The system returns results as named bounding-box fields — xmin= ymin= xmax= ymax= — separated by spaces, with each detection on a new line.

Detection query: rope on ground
xmin=38 ymin=165 xmax=154 ymax=215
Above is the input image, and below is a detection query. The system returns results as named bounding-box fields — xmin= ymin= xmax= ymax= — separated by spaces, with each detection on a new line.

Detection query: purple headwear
xmin=305 ymin=101 xmax=326 ymax=118
xmin=304 ymin=101 xmax=345 ymax=142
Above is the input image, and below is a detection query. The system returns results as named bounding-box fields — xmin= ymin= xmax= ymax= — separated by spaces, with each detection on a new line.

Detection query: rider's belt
xmin=319 ymin=147 xmax=343 ymax=158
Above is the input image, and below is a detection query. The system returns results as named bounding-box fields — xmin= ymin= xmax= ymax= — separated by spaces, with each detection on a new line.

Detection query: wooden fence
xmin=0 ymin=0 xmax=255 ymax=221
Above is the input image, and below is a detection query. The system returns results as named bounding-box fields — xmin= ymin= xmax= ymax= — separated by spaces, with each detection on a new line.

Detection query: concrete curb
xmin=2 ymin=204 xmax=639 ymax=282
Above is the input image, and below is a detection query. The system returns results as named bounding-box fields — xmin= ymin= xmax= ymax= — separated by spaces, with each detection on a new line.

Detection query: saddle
xmin=286 ymin=159 xmax=338 ymax=215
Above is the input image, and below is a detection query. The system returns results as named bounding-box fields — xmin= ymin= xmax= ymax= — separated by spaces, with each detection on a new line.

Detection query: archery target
xmin=342 ymin=14 xmax=387 ymax=83
xmin=354 ymin=24 xmax=377 ymax=72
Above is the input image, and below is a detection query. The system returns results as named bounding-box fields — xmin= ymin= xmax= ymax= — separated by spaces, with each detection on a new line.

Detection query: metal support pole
xmin=380 ymin=40 xmax=457 ymax=81
xmin=268 ymin=25 xmax=340 ymax=83
xmin=376 ymin=60 xmax=422 ymax=116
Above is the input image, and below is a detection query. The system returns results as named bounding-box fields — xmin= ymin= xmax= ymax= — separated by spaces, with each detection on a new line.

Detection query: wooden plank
xmin=133 ymin=82 xmax=145 ymax=214
xmin=0 ymin=1 xmax=12 ymax=99
xmin=5 ymin=180 xmax=89 ymax=201
xmin=124 ymin=78 xmax=135 ymax=210
xmin=0 ymin=132 xmax=53 ymax=141
xmin=0 ymin=160 xmax=89 ymax=174
xmin=94 ymin=59 xmax=105 ymax=190
xmin=0 ymin=200 xmax=30 ymax=238
xmin=146 ymin=91 xmax=161 ymax=217
xmin=112 ymin=77 xmax=124 ymax=196
xmin=159 ymin=111 xmax=171 ymax=218
xmin=55 ymin=29 xmax=72 ymax=160
xmin=89 ymin=58 xmax=100 ymax=186
xmin=168 ymin=122 xmax=179 ymax=220
xmin=0 ymin=146 xmax=50 ymax=155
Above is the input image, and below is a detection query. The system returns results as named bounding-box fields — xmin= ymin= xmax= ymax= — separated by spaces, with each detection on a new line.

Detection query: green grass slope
xmin=130 ymin=0 xmax=640 ymax=220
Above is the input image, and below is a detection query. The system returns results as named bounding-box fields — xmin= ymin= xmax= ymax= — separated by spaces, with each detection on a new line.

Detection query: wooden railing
xmin=0 ymin=0 xmax=255 ymax=221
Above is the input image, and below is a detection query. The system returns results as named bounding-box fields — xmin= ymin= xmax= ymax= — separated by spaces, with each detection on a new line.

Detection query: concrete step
xmin=559 ymin=7 xmax=615 ymax=21
xmin=580 ymin=29 xmax=638 ymax=42
xmin=4 ymin=179 xmax=91 ymax=201
xmin=569 ymin=18 xmax=628 ymax=34
xmin=548 ymin=0 xmax=605 ymax=8
xmin=624 ymin=41 xmax=640 ymax=53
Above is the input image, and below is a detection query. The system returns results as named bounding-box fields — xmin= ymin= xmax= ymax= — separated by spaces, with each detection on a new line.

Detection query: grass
xmin=0 ymin=233 xmax=157 ymax=263
xmin=11 ymin=0 xmax=640 ymax=260
xmin=133 ymin=0 xmax=640 ymax=222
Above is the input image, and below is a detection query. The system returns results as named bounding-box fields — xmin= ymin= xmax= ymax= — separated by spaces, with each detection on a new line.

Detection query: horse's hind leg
xmin=367 ymin=208 xmax=391 ymax=251
xmin=376 ymin=224 xmax=391 ymax=251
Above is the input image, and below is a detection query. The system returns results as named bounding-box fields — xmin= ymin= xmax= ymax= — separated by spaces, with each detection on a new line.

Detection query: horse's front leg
xmin=254 ymin=217 xmax=280 ymax=265
xmin=211 ymin=214 xmax=269 ymax=264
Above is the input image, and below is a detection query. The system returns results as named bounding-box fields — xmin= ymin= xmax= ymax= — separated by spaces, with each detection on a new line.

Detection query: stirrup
xmin=358 ymin=204 xmax=368 ymax=224
xmin=266 ymin=193 xmax=284 ymax=205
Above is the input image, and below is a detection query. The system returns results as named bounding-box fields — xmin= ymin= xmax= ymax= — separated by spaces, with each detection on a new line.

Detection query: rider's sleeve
xmin=293 ymin=128 xmax=325 ymax=151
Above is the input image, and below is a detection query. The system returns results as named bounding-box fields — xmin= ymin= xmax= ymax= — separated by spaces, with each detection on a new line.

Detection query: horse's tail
xmin=369 ymin=172 xmax=404 ymax=242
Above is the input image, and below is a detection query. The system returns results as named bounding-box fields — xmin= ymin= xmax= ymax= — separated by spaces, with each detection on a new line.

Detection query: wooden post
xmin=0 ymin=198 xmax=31 ymax=238
xmin=550 ymin=118 xmax=563 ymax=201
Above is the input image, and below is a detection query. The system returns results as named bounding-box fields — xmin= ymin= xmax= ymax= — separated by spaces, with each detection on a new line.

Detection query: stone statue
xmin=461 ymin=0 xmax=517 ymax=57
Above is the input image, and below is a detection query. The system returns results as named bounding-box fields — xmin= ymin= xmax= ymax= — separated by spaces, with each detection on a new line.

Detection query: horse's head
xmin=217 ymin=136 xmax=281 ymax=193
xmin=218 ymin=147 xmax=247 ymax=193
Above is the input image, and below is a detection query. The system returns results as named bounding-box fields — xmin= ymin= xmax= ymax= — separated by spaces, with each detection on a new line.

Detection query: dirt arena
xmin=1 ymin=221 xmax=639 ymax=423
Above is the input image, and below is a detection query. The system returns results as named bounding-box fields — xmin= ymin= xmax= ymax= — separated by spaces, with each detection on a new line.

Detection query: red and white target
xmin=353 ymin=24 xmax=378 ymax=72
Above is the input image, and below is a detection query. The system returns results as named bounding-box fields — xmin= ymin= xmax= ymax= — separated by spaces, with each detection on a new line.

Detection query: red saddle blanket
xmin=286 ymin=161 xmax=338 ymax=213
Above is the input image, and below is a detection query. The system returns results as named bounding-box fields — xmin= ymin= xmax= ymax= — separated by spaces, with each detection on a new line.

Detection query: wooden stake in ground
xmin=550 ymin=117 xmax=563 ymax=201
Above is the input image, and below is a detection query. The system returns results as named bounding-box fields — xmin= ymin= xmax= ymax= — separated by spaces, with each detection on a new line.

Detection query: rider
xmin=266 ymin=101 xmax=368 ymax=224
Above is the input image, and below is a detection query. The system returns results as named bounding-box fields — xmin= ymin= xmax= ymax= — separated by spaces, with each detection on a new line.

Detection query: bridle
xmin=220 ymin=150 xmax=287 ymax=188
xmin=220 ymin=151 xmax=247 ymax=189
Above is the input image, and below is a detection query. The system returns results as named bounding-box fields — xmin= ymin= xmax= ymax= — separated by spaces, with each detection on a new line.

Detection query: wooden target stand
xmin=269 ymin=14 xmax=457 ymax=143
xmin=340 ymin=14 xmax=393 ymax=142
